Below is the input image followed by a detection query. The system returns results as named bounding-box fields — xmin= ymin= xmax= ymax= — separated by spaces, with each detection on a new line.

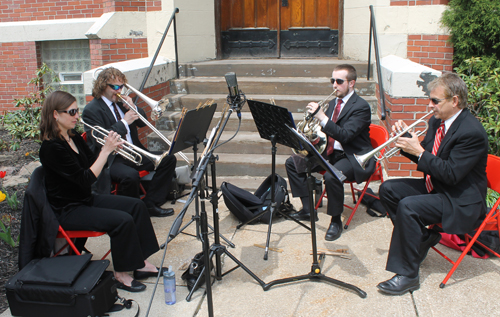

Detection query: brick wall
xmin=0 ymin=0 xmax=104 ymax=22
xmin=0 ymin=42 xmax=40 ymax=112
xmin=0 ymin=0 xmax=162 ymax=22
xmin=407 ymin=34 xmax=453 ymax=72
xmin=390 ymin=0 xmax=449 ymax=5
xmin=84 ymin=81 xmax=170 ymax=146
xmin=376 ymin=85 xmax=429 ymax=177
xmin=90 ymin=38 xmax=149 ymax=69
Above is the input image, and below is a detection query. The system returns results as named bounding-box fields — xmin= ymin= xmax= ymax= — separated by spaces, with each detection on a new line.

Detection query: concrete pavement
xmin=3 ymin=180 xmax=500 ymax=316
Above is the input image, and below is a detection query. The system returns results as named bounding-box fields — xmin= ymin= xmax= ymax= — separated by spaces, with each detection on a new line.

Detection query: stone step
xmin=178 ymin=59 xmax=372 ymax=78
xmin=165 ymin=93 xmax=378 ymax=114
xmin=169 ymin=153 xmax=288 ymax=177
xmin=155 ymin=111 xmax=379 ymax=133
xmin=169 ymin=77 xmax=376 ymax=96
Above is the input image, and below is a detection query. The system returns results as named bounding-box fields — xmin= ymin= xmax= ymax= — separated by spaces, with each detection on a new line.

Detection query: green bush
xmin=441 ymin=0 xmax=500 ymax=69
xmin=1 ymin=63 xmax=60 ymax=147
xmin=456 ymin=57 xmax=500 ymax=156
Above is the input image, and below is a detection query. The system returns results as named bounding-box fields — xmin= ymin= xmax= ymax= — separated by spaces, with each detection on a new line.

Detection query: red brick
xmin=408 ymin=34 xmax=422 ymax=40
xmin=421 ymin=58 xmax=436 ymax=64
xmin=422 ymin=35 xmax=437 ymax=40
xmin=429 ymin=52 xmax=444 ymax=58
xmin=391 ymin=1 xmax=410 ymax=6
xmin=389 ymin=170 xmax=411 ymax=177
xmin=407 ymin=46 xmax=421 ymax=52
xmin=413 ymin=52 xmax=428 ymax=58
xmin=436 ymin=47 xmax=452 ymax=54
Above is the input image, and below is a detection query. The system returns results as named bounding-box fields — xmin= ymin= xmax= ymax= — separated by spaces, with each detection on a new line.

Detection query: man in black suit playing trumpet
xmin=82 ymin=67 xmax=176 ymax=217
xmin=286 ymin=64 xmax=375 ymax=241
xmin=377 ymin=72 xmax=488 ymax=295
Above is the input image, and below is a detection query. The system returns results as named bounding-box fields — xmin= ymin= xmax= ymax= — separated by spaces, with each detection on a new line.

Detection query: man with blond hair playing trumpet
xmin=377 ymin=72 xmax=488 ymax=295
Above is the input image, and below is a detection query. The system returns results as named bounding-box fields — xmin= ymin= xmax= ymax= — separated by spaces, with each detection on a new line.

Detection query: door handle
xmin=282 ymin=0 xmax=288 ymax=7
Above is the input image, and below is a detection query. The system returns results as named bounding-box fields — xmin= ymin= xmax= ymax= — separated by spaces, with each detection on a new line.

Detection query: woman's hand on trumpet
xmin=392 ymin=120 xmax=425 ymax=157
xmin=102 ymin=131 xmax=125 ymax=156
xmin=306 ymin=102 xmax=328 ymax=122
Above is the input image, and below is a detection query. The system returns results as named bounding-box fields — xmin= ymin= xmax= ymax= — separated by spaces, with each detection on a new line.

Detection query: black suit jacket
xmin=402 ymin=109 xmax=488 ymax=234
xmin=82 ymin=97 xmax=148 ymax=154
xmin=322 ymin=92 xmax=375 ymax=183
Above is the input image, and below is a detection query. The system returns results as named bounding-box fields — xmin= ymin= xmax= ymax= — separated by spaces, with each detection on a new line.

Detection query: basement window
xmin=41 ymin=40 xmax=91 ymax=107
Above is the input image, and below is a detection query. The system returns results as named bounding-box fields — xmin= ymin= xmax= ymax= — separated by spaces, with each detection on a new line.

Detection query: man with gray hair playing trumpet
xmin=82 ymin=67 xmax=177 ymax=218
xmin=286 ymin=64 xmax=375 ymax=241
xmin=377 ymin=72 xmax=488 ymax=295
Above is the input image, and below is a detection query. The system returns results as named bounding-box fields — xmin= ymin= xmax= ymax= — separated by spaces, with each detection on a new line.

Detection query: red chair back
xmin=486 ymin=154 xmax=500 ymax=193
xmin=369 ymin=124 xmax=390 ymax=159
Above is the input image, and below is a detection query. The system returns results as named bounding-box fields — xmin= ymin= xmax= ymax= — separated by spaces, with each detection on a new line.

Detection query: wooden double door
xmin=220 ymin=0 xmax=340 ymax=58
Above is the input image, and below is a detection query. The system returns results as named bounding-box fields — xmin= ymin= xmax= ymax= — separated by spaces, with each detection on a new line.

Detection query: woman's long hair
xmin=39 ymin=91 xmax=77 ymax=141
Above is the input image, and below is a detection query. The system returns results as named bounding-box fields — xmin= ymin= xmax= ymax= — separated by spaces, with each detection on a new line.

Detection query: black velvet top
xmin=39 ymin=131 xmax=98 ymax=212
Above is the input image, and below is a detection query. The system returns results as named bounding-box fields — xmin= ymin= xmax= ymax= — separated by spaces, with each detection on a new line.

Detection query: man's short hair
xmin=428 ymin=72 xmax=468 ymax=109
xmin=92 ymin=67 xmax=128 ymax=99
xmin=334 ymin=64 xmax=357 ymax=82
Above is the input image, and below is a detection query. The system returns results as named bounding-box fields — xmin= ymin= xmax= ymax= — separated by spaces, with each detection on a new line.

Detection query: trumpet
xmin=354 ymin=111 xmax=435 ymax=169
xmin=92 ymin=68 xmax=190 ymax=164
xmin=81 ymin=119 xmax=170 ymax=170
xmin=292 ymin=89 xmax=337 ymax=155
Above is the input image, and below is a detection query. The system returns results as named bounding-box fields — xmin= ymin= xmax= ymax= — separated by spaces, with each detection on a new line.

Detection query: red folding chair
xmin=314 ymin=124 xmax=389 ymax=229
xmin=431 ymin=154 xmax=500 ymax=288
xmin=54 ymin=226 xmax=111 ymax=260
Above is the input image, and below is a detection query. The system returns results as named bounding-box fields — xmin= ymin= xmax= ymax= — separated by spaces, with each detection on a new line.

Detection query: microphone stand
xmin=145 ymin=94 xmax=265 ymax=317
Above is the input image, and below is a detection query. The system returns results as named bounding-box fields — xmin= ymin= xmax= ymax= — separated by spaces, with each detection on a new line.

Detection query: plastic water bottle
xmin=163 ymin=265 xmax=176 ymax=305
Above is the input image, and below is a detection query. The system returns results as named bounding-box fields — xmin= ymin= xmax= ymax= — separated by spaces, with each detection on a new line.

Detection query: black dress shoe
xmin=148 ymin=205 xmax=174 ymax=217
xmin=289 ymin=209 xmax=318 ymax=222
xmin=418 ymin=230 xmax=441 ymax=264
xmin=116 ymin=279 xmax=147 ymax=292
xmin=377 ymin=274 xmax=420 ymax=295
xmin=134 ymin=267 xmax=169 ymax=280
xmin=325 ymin=221 xmax=342 ymax=241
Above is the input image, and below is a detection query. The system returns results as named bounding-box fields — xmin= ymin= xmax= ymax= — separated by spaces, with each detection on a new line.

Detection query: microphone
xmin=225 ymin=72 xmax=239 ymax=101
xmin=225 ymin=72 xmax=245 ymax=116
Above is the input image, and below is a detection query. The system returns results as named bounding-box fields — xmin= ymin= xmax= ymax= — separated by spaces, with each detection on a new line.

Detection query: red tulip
xmin=0 ymin=171 xmax=6 ymax=178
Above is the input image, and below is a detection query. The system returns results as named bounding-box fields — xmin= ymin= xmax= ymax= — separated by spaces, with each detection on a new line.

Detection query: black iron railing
xmin=367 ymin=5 xmax=386 ymax=120
xmin=136 ymin=7 xmax=180 ymax=97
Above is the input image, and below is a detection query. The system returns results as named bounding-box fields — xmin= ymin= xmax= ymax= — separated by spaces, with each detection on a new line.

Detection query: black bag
xmin=6 ymin=254 xmax=118 ymax=317
xmin=181 ymin=251 xmax=214 ymax=292
xmin=221 ymin=174 xmax=294 ymax=224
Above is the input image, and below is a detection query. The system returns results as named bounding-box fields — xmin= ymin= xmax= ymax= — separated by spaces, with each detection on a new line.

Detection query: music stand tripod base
xmin=263 ymin=128 xmax=367 ymax=299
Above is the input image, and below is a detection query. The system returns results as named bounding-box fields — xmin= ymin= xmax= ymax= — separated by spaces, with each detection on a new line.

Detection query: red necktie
xmin=112 ymin=102 xmax=122 ymax=121
xmin=425 ymin=122 xmax=445 ymax=193
xmin=326 ymin=99 xmax=342 ymax=156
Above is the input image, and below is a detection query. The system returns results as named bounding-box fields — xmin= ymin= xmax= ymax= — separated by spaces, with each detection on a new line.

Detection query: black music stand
xmin=237 ymin=100 xmax=311 ymax=260
xmin=166 ymin=104 xmax=234 ymax=247
xmin=263 ymin=126 xmax=367 ymax=298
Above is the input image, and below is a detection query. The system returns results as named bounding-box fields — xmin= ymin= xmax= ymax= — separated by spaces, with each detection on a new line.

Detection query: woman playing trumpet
xmin=39 ymin=91 xmax=167 ymax=292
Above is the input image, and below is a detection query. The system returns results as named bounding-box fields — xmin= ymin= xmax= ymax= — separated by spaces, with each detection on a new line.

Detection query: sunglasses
xmin=58 ymin=109 xmax=79 ymax=116
xmin=107 ymin=84 xmax=124 ymax=91
xmin=330 ymin=78 xmax=346 ymax=85
xmin=430 ymin=97 xmax=449 ymax=105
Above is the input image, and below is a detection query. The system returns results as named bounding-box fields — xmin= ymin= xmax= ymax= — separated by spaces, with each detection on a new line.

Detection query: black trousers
xmin=110 ymin=153 xmax=177 ymax=206
xmin=58 ymin=195 xmax=160 ymax=272
xmin=379 ymin=178 xmax=444 ymax=277
xmin=285 ymin=151 xmax=355 ymax=217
